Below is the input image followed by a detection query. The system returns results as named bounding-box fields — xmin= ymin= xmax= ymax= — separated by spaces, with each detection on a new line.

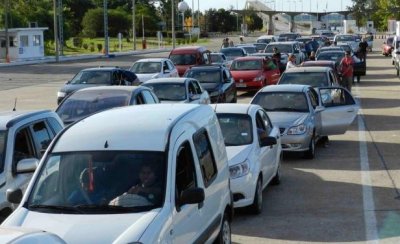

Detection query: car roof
xmin=134 ymin=58 xmax=169 ymax=62
xmin=259 ymin=84 xmax=310 ymax=93
xmin=52 ymin=104 xmax=206 ymax=152
xmin=232 ymin=56 xmax=264 ymax=61
xmin=211 ymin=103 xmax=261 ymax=115
xmin=283 ymin=66 xmax=331 ymax=73
xmin=72 ymin=86 xmax=143 ymax=93
xmin=268 ymin=41 xmax=297 ymax=45
xmin=188 ymin=65 xmax=223 ymax=70
xmin=80 ymin=67 xmax=121 ymax=71
xmin=143 ymin=77 xmax=190 ymax=84
xmin=0 ymin=110 xmax=52 ymax=130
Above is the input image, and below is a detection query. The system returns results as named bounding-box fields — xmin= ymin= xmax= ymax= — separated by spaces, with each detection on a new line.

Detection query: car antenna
xmin=12 ymin=98 xmax=17 ymax=111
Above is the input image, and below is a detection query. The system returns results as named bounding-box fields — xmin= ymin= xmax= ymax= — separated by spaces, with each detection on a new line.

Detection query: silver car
xmin=141 ymin=78 xmax=210 ymax=104
xmin=129 ymin=58 xmax=179 ymax=82
xmin=277 ymin=66 xmax=340 ymax=87
xmin=251 ymin=84 xmax=359 ymax=159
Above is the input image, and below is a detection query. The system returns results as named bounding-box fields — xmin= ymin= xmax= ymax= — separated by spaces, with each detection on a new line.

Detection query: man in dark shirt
xmin=358 ymin=38 xmax=368 ymax=62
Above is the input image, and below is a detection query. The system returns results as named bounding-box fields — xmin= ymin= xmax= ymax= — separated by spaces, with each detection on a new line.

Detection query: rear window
xmin=169 ymin=54 xmax=196 ymax=65
xmin=279 ymin=72 xmax=329 ymax=87
xmin=143 ymin=83 xmax=186 ymax=101
xmin=185 ymin=70 xmax=221 ymax=83
xmin=70 ymin=71 xmax=112 ymax=85
xmin=231 ymin=60 xmax=262 ymax=71
xmin=265 ymin=44 xmax=293 ymax=53
xmin=56 ymin=90 xmax=130 ymax=123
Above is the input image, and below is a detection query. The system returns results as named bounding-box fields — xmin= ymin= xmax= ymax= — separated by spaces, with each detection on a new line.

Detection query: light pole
xmin=172 ymin=0 xmax=176 ymax=48
xmin=103 ymin=0 xmax=109 ymax=56
xmin=132 ymin=0 xmax=136 ymax=50
xmin=53 ymin=0 xmax=59 ymax=62
xmin=5 ymin=0 xmax=10 ymax=63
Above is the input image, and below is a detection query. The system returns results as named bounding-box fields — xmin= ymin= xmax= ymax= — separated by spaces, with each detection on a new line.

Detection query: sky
xmin=195 ymin=0 xmax=354 ymax=13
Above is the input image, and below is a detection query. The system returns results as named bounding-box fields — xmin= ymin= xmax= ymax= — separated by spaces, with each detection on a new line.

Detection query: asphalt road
xmin=0 ymin=38 xmax=400 ymax=243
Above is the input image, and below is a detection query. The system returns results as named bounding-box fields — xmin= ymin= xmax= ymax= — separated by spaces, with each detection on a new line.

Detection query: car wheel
xmin=270 ymin=164 xmax=281 ymax=185
xmin=215 ymin=213 xmax=231 ymax=244
xmin=397 ymin=68 xmax=399 ymax=77
xmin=304 ymin=136 xmax=315 ymax=159
xmin=248 ymin=177 xmax=263 ymax=214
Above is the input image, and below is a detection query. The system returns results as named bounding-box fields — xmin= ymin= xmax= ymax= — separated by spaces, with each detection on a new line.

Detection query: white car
xmin=4 ymin=104 xmax=233 ymax=243
xmin=213 ymin=104 xmax=282 ymax=214
xmin=129 ymin=58 xmax=179 ymax=82
xmin=0 ymin=226 xmax=65 ymax=243
xmin=141 ymin=77 xmax=210 ymax=104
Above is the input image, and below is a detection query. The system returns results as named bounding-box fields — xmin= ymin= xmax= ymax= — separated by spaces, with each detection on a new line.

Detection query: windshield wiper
xmin=29 ymin=204 xmax=84 ymax=213
xmin=74 ymin=204 xmax=155 ymax=213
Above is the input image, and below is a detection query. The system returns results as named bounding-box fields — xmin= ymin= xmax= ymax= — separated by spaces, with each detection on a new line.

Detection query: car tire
xmin=215 ymin=212 xmax=231 ymax=244
xmin=248 ymin=177 xmax=263 ymax=214
xmin=304 ymin=136 xmax=315 ymax=159
xmin=397 ymin=68 xmax=399 ymax=77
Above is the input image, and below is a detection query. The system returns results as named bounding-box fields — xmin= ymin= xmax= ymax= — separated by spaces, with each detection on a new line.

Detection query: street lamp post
xmin=5 ymin=0 xmax=10 ymax=63
xmin=53 ymin=0 xmax=59 ymax=62
xmin=103 ymin=0 xmax=109 ymax=56
xmin=132 ymin=0 xmax=136 ymax=50
xmin=172 ymin=0 xmax=176 ymax=48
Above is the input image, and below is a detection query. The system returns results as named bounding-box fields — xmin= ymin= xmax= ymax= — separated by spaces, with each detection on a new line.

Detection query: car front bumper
xmin=230 ymin=172 xmax=257 ymax=208
xmin=280 ymin=132 xmax=313 ymax=152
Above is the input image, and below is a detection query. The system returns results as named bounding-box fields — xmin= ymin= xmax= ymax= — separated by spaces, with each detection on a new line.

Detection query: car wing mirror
xmin=16 ymin=158 xmax=39 ymax=174
xmin=260 ymin=136 xmax=277 ymax=147
xmin=190 ymin=94 xmax=200 ymax=101
xmin=180 ymin=187 xmax=205 ymax=205
xmin=7 ymin=188 xmax=23 ymax=204
xmin=315 ymin=105 xmax=325 ymax=113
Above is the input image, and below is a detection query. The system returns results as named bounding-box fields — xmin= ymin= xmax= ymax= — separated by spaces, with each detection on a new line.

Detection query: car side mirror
xmin=260 ymin=136 xmax=277 ymax=147
xmin=180 ymin=187 xmax=205 ymax=205
xmin=189 ymin=94 xmax=200 ymax=101
xmin=7 ymin=188 xmax=23 ymax=204
xmin=315 ymin=105 xmax=325 ymax=113
xmin=16 ymin=158 xmax=39 ymax=174
xmin=65 ymin=80 xmax=70 ymax=84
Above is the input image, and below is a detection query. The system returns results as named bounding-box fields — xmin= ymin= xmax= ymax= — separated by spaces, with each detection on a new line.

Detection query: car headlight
xmin=57 ymin=91 xmax=66 ymax=97
xmin=229 ymin=160 xmax=250 ymax=179
xmin=253 ymin=75 xmax=265 ymax=82
xmin=287 ymin=124 xmax=307 ymax=135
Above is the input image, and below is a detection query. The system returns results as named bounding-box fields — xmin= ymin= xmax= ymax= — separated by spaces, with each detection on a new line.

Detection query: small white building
xmin=0 ymin=27 xmax=48 ymax=61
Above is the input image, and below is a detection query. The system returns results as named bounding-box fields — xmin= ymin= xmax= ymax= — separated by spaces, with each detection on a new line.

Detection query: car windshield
xmin=253 ymin=43 xmax=267 ymax=51
xmin=387 ymin=37 xmax=393 ymax=45
xmin=0 ymin=131 xmax=5 ymax=166
xmin=241 ymin=46 xmax=257 ymax=54
xmin=56 ymin=90 xmax=131 ymax=124
xmin=257 ymin=38 xmax=272 ymax=44
xmin=220 ymin=49 xmax=245 ymax=60
xmin=317 ymin=52 xmax=345 ymax=63
xmin=337 ymin=44 xmax=351 ymax=53
xmin=169 ymin=54 xmax=196 ymax=65
xmin=143 ymin=83 xmax=186 ymax=101
xmin=252 ymin=92 xmax=309 ymax=112
xmin=265 ymin=44 xmax=293 ymax=53
xmin=70 ymin=71 xmax=112 ymax=85
xmin=210 ymin=55 xmax=224 ymax=63
xmin=231 ymin=60 xmax=262 ymax=71
xmin=336 ymin=35 xmax=355 ymax=42
xmin=130 ymin=62 xmax=161 ymax=74
xmin=217 ymin=114 xmax=253 ymax=146
xmin=185 ymin=70 xmax=221 ymax=83
xmin=28 ymin=151 xmax=165 ymax=213
xmin=279 ymin=72 xmax=329 ymax=87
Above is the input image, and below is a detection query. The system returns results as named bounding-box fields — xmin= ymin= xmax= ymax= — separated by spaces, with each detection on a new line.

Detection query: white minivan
xmin=3 ymin=104 xmax=233 ymax=243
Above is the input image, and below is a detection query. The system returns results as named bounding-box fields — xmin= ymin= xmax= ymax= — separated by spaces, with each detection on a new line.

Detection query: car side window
xmin=141 ymin=90 xmax=157 ymax=104
xmin=255 ymin=113 xmax=268 ymax=144
xmin=135 ymin=93 xmax=145 ymax=105
xmin=13 ymin=127 xmax=36 ymax=165
xmin=167 ymin=60 xmax=175 ymax=70
xmin=193 ymin=129 xmax=217 ymax=187
xmin=192 ymin=80 xmax=202 ymax=94
xmin=320 ymin=88 xmax=355 ymax=107
xmin=112 ymin=71 xmax=120 ymax=85
xmin=328 ymin=71 xmax=335 ymax=85
xmin=31 ymin=121 xmax=53 ymax=157
xmin=258 ymin=110 xmax=272 ymax=135
xmin=188 ymin=82 xmax=197 ymax=95
xmin=47 ymin=117 xmax=63 ymax=134
xmin=175 ymin=141 xmax=197 ymax=210
xmin=307 ymin=89 xmax=318 ymax=109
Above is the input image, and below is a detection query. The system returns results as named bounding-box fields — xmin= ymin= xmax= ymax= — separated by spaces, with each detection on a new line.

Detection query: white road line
xmin=358 ymin=110 xmax=379 ymax=243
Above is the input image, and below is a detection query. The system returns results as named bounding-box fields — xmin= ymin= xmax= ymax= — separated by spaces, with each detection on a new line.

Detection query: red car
xmin=230 ymin=56 xmax=281 ymax=90
xmin=382 ymin=36 xmax=394 ymax=56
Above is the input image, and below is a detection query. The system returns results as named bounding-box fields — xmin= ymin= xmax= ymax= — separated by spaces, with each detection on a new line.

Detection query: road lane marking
xmin=358 ymin=110 xmax=379 ymax=243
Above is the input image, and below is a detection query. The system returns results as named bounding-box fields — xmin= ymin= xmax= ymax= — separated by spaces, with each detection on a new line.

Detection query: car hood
xmin=231 ymin=70 xmax=262 ymax=80
xmin=59 ymin=84 xmax=101 ymax=94
xmin=136 ymin=73 xmax=158 ymax=82
xmin=159 ymin=100 xmax=187 ymax=104
xmin=5 ymin=208 xmax=160 ymax=243
xmin=268 ymin=112 xmax=309 ymax=128
xmin=226 ymin=145 xmax=252 ymax=166
xmin=0 ymin=227 xmax=66 ymax=243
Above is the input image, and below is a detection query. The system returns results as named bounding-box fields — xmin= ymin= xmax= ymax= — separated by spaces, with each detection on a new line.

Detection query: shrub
xmin=72 ymin=37 xmax=83 ymax=47
xmin=83 ymin=43 xmax=88 ymax=50
xmin=90 ymin=42 xmax=95 ymax=52
xmin=97 ymin=43 xmax=103 ymax=52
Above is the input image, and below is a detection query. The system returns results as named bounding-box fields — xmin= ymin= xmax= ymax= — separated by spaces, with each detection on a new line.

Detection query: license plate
xmin=236 ymin=83 xmax=247 ymax=87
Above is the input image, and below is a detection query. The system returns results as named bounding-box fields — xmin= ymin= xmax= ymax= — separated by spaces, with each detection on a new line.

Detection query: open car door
xmin=318 ymin=87 xmax=359 ymax=135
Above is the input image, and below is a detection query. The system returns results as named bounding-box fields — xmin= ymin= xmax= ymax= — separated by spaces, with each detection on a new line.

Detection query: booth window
xmin=20 ymin=35 xmax=29 ymax=47
xmin=33 ymin=35 xmax=41 ymax=46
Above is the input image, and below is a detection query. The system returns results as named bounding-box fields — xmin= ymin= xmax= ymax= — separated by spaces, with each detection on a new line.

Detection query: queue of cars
xmin=0 ymin=34 xmax=362 ymax=242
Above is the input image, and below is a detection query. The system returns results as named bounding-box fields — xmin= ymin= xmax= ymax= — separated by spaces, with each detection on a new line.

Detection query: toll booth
xmin=0 ymin=27 xmax=48 ymax=61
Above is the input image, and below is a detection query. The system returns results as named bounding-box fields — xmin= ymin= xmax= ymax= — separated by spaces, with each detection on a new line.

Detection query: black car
xmin=184 ymin=65 xmax=237 ymax=103
xmin=57 ymin=67 xmax=140 ymax=104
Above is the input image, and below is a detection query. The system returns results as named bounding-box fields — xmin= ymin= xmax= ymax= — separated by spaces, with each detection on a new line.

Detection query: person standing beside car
xmin=286 ymin=54 xmax=297 ymax=69
xmin=358 ymin=38 xmax=368 ymax=62
xmin=340 ymin=51 xmax=354 ymax=92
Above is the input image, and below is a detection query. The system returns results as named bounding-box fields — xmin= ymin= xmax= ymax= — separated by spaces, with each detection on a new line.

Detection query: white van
xmin=391 ymin=35 xmax=400 ymax=65
xmin=3 ymin=104 xmax=233 ymax=243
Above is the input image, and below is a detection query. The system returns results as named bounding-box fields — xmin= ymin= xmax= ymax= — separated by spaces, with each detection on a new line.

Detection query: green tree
xmin=81 ymin=8 xmax=130 ymax=38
